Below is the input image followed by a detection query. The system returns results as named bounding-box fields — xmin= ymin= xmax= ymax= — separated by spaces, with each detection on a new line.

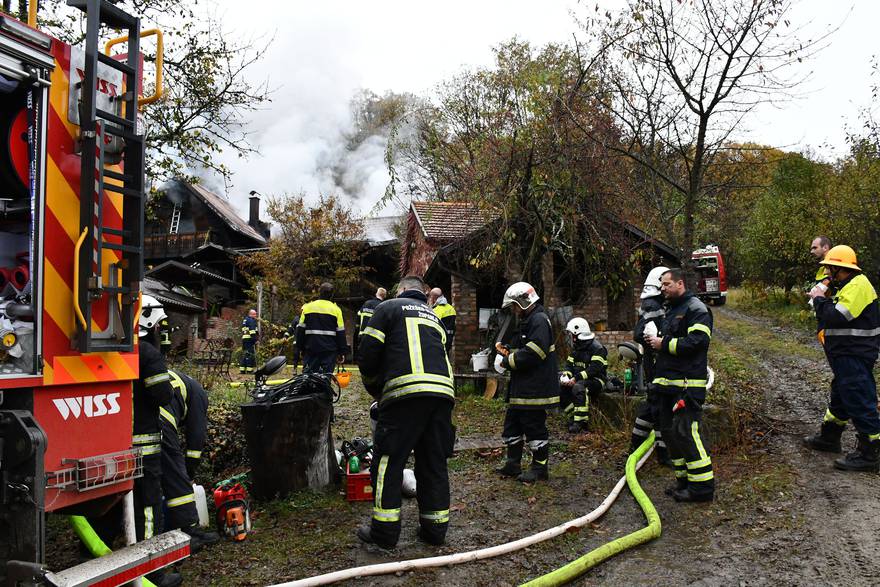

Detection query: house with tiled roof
xmin=400 ymin=200 xmax=678 ymax=371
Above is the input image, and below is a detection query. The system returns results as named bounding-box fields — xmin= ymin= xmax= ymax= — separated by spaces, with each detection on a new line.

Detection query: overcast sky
xmin=195 ymin=1 xmax=878 ymax=218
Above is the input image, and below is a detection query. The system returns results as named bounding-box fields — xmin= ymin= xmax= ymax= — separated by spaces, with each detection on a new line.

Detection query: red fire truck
xmin=1 ymin=1 xmax=189 ymax=584
xmin=692 ymin=245 xmax=728 ymax=305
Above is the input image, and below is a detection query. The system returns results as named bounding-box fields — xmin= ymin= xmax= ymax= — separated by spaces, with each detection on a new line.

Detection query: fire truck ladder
xmin=69 ymin=0 xmax=144 ymax=353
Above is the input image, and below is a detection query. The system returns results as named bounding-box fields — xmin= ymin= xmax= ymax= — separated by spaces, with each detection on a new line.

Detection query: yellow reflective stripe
xmin=687 ymin=457 xmax=712 ymax=469
xmin=419 ymin=509 xmax=450 ymax=523
xmin=652 ymin=377 xmax=708 ymax=388
xmin=509 ymin=396 xmax=559 ymax=406
xmin=869 ymin=432 xmax=880 ymax=441
xmin=372 ymin=507 xmax=401 ymax=522
xmin=144 ymin=373 xmax=170 ymax=387
xmin=384 ymin=372 xmax=454 ymax=392
xmin=669 ymin=338 xmax=678 ymax=355
xmin=823 ymin=409 xmax=848 ymax=426
xmin=167 ymin=493 xmax=195 ymax=508
xmin=688 ymin=324 xmax=712 ymax=338
xmin=144 ymin=507 xmax=154 ymax=539
xmin=691 ymin=421 xmax=709 ymax=462
xmin=381 ymin=383 xmax=455 ymax=404
xmin=160 ymin=407 xmax=177 ymax=429
xmin=374 ymin=455 xmax=388 ymax=510
xmin=579 ymin=370 xmax=589 ymax=380
xmin=186 ymin=450 xmax=202 ymax=458
xmin=674 ymin=469 xmax=688 ymax=478
xmin=406 ymin=318 xmax=425 ymax=374
xmin=525 ymin=341 xmax=546 ymax=360
xmin=362 ymin=327 xmax=385 ymax=343
xmin=590 ymin=355 xmax=608 ymax=365
xmin=140 ymin=444 xmax=161 ymax=456
xmin=508 ymin=352 xmax=517 ymax=370
xmin=132 ymin=433 xmax=161 ymax=444
xmin=688 ymin=471 xmax=714 ymax=482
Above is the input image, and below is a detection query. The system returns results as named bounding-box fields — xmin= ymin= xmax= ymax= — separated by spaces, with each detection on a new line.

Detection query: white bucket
xmin=193 ymin=483 xmax=209 ymax=528
xmin=471 ymin=349 xmax=491 ymax=372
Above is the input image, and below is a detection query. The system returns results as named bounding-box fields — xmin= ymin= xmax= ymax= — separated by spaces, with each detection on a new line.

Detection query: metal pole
xmin=122 ymin=490 xmax=144 ymax=587
xmin=256 ymin=281 xmax=263 ymax=337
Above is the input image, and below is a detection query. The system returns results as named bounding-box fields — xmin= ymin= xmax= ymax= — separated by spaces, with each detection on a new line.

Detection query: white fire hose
xmin=268 ymin=447 xmax=654 ymax=587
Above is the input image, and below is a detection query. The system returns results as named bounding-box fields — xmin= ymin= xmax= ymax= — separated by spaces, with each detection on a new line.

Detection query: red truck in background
xmin=692 ymin=245 xmax=728 ymax=305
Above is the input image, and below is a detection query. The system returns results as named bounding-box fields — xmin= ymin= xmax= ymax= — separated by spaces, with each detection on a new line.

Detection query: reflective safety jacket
xmin=815 ymin=266 xmax=830 ymax=284
xmin=563 ymin=339 xmax=607 ymax=386
xmin=653 ymin=292 xmax=713 ymax=398
xmin=815 ymin=273 xmax=880 ymax=362
xmin=357 ymin=297 xmax=382 ymax=337
xmin=433 ymin=299 xmax=457 ymax=352
xmin=160 ymin=370 xmax=209 ymax=478
xmin=357 ymin=289 xmax=454 ymax=407
xmin=635 ymin=295 xmax=665 ymax=342
xmin=296 ymin=298 xmax=348 ymax=355
xmin=502 ymin=304 xmax=559 ymax=410
xmin=241 ymin=315 xmax=257 ymax=346
xmin=134 ymin=340 xmax=174 ymax=471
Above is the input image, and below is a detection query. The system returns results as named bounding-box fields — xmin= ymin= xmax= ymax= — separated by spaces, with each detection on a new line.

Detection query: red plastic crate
xmin=345 ymin=462 xmax=373 ymax=502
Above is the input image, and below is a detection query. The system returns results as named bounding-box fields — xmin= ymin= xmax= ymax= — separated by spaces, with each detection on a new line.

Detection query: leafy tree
xmin=569 ymin=0 xmax=827 ymax=269
xmin=30 ymin=0 xmax=270 ymax=188
xmin=739 ymin=153 xmax=832 ymax=291
xmin=386 ymin=40 xmax=638 ymax=298
xmin=237 ymin=192 xmax=366 ymax=324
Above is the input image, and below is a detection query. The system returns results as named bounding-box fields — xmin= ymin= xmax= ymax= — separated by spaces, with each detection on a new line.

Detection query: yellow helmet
xmin=820 ymin=245 xmax=861 ymax=272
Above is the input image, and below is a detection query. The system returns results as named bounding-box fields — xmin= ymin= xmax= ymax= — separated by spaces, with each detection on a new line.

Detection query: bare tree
xmin=569 ymin=0 xmax=828 ymax=265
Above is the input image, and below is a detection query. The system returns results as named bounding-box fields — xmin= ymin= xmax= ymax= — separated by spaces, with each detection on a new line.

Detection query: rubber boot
xmin=568 ymin=420 xmax=589 ymax=434
xmin=834 ymin=433 xmax=880 ymax=472
xmin=184 ymin=525 xmax=220 ymax=554
xmin=803 ymin=421 xmax=844 ymax=453
xmin=655 ymin=444 xmax=673 ymax=468
xmin=664 ymin=478 xmax=687 ymax=497
xmin=494 ymin=441 xmax=523 ymax=477
xmin=518 ymin=445 xmax=549 ymax=483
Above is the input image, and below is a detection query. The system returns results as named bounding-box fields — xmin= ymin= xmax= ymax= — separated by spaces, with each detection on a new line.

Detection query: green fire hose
xmin=520 ymin=432 xmax=662 ymax=586
xmin=69 ymin=516 xmax=158 ymax=587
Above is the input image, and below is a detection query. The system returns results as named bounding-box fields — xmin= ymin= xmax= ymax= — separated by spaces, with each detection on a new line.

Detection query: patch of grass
xmin=454 ymin=395 xmax=507 ymax=437
xmin=714 ymin=307 xmax=822 ymax=362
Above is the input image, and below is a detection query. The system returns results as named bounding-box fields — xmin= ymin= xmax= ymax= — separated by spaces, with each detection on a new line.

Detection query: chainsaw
xmin=213 ymin=473 xmax=252 ymax=541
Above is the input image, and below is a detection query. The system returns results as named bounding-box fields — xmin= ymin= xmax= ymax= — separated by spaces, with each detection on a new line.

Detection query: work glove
xmin=494 ymin=353 xmax=507 ymax=374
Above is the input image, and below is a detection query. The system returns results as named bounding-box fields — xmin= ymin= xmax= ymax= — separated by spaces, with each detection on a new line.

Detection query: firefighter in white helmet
xmin=493 ymin=282 xmax=558 ymax=483
xmin=629 ymin=266 xmax=672 ymax=466
xmin=559 ymin=318 xmax=607 ymax=433
xmin=91 ymin=294 xmax=181 ymax=586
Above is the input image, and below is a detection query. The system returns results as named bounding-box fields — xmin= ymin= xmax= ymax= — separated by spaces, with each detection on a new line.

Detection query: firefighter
xmin=90 ymin=296 xmax=181 ymax=587
xmin=645 ymin=268 xmax=715 ymax=503
xmin=159 ymin=316 xmax=172 ymax=356
xmin=428 ymin=287 xmax=457 ymax=353
xmin=296 ymin=282 xmax=348 ymax=374
xmin=805 ymin=245 xmax=880 ymax=472
xmin=630 ymin=266 xmax=672 ymax=465
xmin=559 ymin=317 xmax=607 ymax=433
xmin=494 ymin=282 xmax=559 ymax=483
xmin=160 ymin=369 xmax=219 ymax=552
xmin=354 ymin=287 xmax=387 ymax=357
xmin=810 ymin=235 xmax=833 ymax=284
xmin=239 ymin=309 xmax=258 ymax=374
xmin=356 ymin=275 xmax=455 ymax=549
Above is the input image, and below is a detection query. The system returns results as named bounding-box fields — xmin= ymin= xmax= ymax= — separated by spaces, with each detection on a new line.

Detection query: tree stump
xmin=241 ymin=395 xmax=335 ymax=500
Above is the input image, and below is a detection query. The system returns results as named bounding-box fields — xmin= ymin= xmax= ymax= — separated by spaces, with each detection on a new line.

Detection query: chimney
xmin=248 ymin=194 xmax=260 ymax=228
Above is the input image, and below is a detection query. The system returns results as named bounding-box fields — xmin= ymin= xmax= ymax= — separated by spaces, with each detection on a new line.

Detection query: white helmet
xmin=565 ymin=317 xmax=594 ymax=341
xmin=139 ymin=294 xmax=168 ymax=337
xmin=502 ymin=281 xmax=539 ymax=310
xmin=641 ymin=266 xmax=670 ymax=299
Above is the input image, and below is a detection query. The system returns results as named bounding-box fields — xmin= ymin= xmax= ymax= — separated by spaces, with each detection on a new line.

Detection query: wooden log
xmin=241 ymin=395 xmax=335 ymax=500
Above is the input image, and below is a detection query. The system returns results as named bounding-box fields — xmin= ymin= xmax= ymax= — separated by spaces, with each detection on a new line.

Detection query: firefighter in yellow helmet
xmin=805 ymin=245 xmax=880 ymax=472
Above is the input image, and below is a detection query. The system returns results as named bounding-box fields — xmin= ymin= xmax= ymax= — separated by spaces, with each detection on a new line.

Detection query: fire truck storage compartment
xmin=0 ymin=74 xmax=40 ymax=377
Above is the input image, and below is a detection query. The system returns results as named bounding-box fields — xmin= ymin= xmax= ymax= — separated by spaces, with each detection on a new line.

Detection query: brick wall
xmin=450 ymin=275 xmax=480 ymax=370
